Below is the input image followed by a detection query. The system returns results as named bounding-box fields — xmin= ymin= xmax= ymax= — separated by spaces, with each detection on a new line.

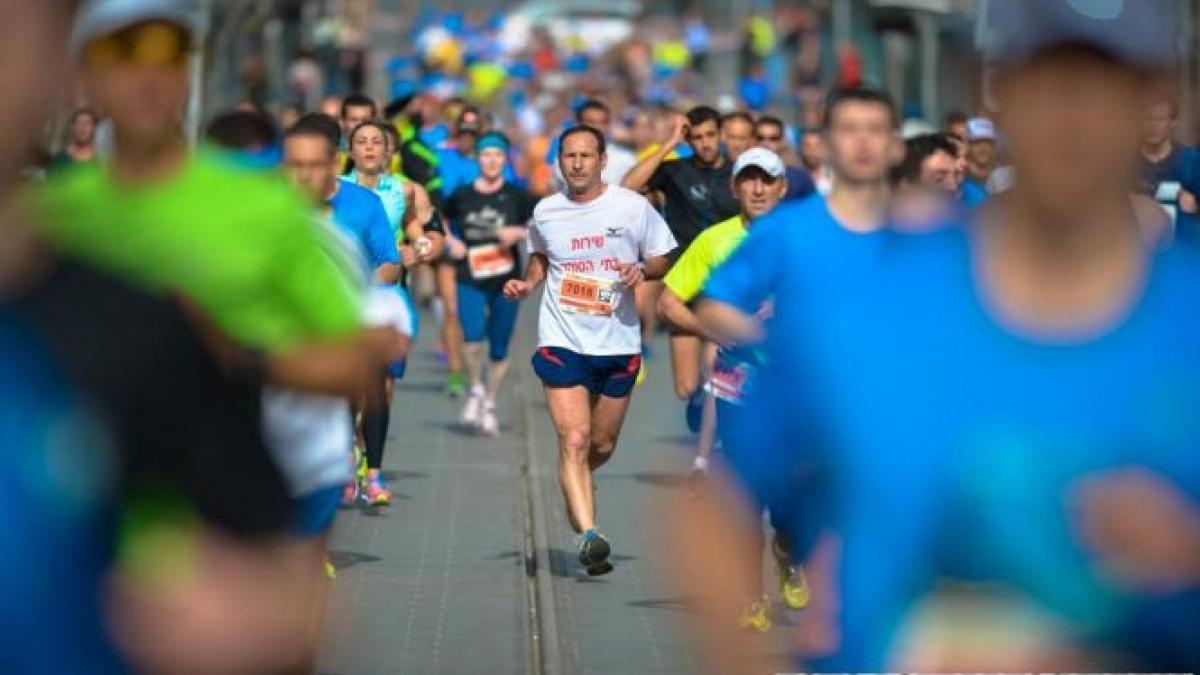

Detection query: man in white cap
xmin=658 ymin=147 xmax=788 ymax=481
xmin=962 ymin=116 xmax=997 ymax=206
xmin=658 ymin=147 xmax=804 ymax=630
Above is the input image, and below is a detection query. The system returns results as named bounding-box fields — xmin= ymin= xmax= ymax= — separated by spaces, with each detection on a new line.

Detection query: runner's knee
xmin=560 ymin=428 xmax=591 ymax=457
xmin=589 ymin=431 xmax=617 ymax=457
xmin=673 ymin=376 xmax=699 ymax=400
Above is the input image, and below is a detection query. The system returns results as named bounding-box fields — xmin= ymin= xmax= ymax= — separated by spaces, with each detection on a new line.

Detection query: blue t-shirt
xmin=439 ymin=147 xmax=519 ymax=198
xmin=783 ymin=165 xmax=817 ymax=202
xmin=329 ymin=180 xmax=400 ymax=272
xmin=419 ymin=123 xmax=450 ymax=150
xmin=960 ymin=176 xmax=989 ymax=208
xmin=0 ymin=315 xmax=127 ymax=674
xmin=704 ymin=202 xmax=1200 ymax=669
xmin=342 ymin=172 xmax=406 ymax=236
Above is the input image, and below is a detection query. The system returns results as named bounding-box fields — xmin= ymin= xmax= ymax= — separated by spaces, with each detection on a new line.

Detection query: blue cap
xmin=980 ymin=0 xmax=1177 ymax=68
xmin=477 ymin=131 xmax=510 ymax=153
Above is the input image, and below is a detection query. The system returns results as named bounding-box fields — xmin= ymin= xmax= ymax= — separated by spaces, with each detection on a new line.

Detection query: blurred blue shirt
xmin=704 ymin=197 xmax=1200 ymax=669
xmin=329 ymin=180 xmax=400 ymax=272
xmin=0 ymin=314 xmax=127 ymax=674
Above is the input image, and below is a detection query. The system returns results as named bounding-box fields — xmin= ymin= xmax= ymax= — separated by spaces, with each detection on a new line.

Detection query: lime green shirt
xmin=34 ymin=153 xmax=361 ymax=351
xmin=663 ymin=215 xmax=747 ymax=302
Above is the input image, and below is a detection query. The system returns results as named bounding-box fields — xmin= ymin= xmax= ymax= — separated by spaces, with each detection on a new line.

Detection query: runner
xmin=656 ymin=147 xmax=805 ymax=629
xmin=623 ymin=105 xmax=740 ymax=427
xmin=693 ymin=3 xmax=1200 ymax=668
xmin=282 ymin=113 xmax=404 ymax=508
xmin=798 ymin=127 xmax=833 ymax=194
xmin=1 ymin=3 xmax=305 ymax=671
xmin=443 ymin=131 xmax=536 ymax=436
xmin=754 ymin=114 xmax=817 ymax=201
xmin=961 ymin=116 xmax=996 ymax=207
xmin=891 ymin=132 xmax=960 ymax=195
xmin=889 ymin=132 xmax=963 ymax=230
xmin=50 ymin=106 xmax=99 ymax=170
xmin=1139 ymin=95 xmax=1199 ymax=238
xmin=505 ymin=125 xmax=676 ymax=575
xmin=344 ymin=117 xmax=443 ymax=265
xmin=720 ymin=111 xmax=756 ymax=162
xmin=36 ymin=3 xmax=406 ymax=667
xmin=552 ymin=99 xmax=638 ymax=188
xmin=338 ymin=92 xmax=376 ymax=171
xmin=685 ymin=84 xmax=898 ymax=651
xmin=436 ymin=107 xmax=487 ymax=398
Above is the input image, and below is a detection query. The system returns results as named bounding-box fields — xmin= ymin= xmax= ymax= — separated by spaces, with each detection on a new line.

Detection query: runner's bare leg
xmin=545 ymin=385 xmax=594 ymax=532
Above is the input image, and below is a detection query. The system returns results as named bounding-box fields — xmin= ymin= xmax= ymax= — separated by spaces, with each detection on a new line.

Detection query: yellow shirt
xmin=663 ymin=215 xmax=747 ymax=302
xmin=636 ymin=143 xmax=680 ymax=162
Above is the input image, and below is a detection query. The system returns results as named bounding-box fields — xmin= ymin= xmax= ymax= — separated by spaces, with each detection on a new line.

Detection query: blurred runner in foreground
xmin=2 ymin=1 xmax=320 ymax=673
xmin=690 ymin=0 xmax=1200 ymax=670
xmin=33 ymin=0 xmax=407 ymax=669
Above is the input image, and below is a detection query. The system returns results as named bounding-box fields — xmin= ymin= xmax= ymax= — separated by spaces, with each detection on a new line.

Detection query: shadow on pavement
xmin=547 ymin=547 xmax=639 ymax=579
xmin=328 ymin=550 xmax=382 ymax=570
xmin=626 ymin=596 xmax=697 ymax=614
xmin=595 ymin=471 xmax=687 ymax=490
xmin=380 ymin=470 xmax=429 ymax=481
xmin=398 ymin=381 xmax=445 ymax=393
xmin=652 ymin=434 xmax=696 ymax=447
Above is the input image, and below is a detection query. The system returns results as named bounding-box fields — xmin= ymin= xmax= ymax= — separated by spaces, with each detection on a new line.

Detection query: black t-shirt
xmin=443 ymin=182 xmax=536 ymax=288
xmin=14 ymin=259 xmax=291 ymax=537
xmin=647 ymin=157 xmax=740 ymax=253
xmin=401 ymin=138 xmax=443 ymax=210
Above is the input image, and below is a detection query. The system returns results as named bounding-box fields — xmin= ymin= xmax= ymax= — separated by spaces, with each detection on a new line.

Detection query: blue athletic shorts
xmin=532 ymin=346 xmax=641 ymax=398
xmin=456 ymin=282 xmax=519 ymax=361
xmin=291 ymin=484 xmax=343 ymax=537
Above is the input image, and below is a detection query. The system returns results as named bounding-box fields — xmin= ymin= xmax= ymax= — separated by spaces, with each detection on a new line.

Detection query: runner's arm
xmin=523 ymin=252 xmax=548 ymax=289
xmin=642 ymin=254 xmax=671 ymax=281
xmin=694 ymin=299 xmax=764 ymax=345
xmin=621 ymin=117 xmax=684 ymax=194
xmin=497 ymin=226 xmax=528 ymax=248
xmin=265 ymin=328 xmax=408 ymax=400
xmin=658 ymin=288 xmax=711 ymax=339
xmin=402 ymin=184 xmax=445 ymax=261
xmin=621 ymin=147 xmax=672 ymax=195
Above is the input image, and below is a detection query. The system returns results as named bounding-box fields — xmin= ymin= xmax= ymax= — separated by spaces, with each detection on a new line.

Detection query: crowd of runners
xmin=4 ymin=0 xmax=1200 ymax=672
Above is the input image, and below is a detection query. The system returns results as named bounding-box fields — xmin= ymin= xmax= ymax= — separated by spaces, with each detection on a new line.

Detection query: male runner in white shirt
xmin=505 ymin=126 xmax=676 ymax=575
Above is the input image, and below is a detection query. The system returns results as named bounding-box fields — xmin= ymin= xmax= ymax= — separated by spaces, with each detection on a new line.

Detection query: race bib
xmin=468 ymin=244 xmax=515 ymax=279
xmin=706 ymin=352 xmax=757 ymax=404
xmin=558 ymin=272 xmax=617 ymax=316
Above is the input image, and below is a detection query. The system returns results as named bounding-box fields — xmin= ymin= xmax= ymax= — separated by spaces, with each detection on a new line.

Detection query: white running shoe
xmin=479 ymin=400 xmax=499 ymax=437
xmin=460 ymin=385 xmax=485 ymax=429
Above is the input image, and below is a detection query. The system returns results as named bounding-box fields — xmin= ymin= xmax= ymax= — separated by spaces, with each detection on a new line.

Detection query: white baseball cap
xmin=966 ymin=117 xmax=996 ymax=142
xmin=732 ymin=147 xmax=785 ymax=180
xmin=71 ymin=0 xmax=198 ymax=59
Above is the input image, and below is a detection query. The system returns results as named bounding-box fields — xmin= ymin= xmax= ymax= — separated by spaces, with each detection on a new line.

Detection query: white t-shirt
xmin=529 ymin=184 xmax=676 ymax=356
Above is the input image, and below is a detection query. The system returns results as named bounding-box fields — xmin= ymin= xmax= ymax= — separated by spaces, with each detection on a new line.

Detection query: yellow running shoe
xmin=778 ymin=562 xmax=810 ymax=610
xmin=353 ymin=444 xmax=368 ymax=481
xmin=738 ymin=598 xmax=771 ymax=632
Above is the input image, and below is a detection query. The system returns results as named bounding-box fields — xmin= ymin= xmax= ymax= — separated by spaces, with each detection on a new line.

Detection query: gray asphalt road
xmin=317 ymin=307 xmax=792 ymax=675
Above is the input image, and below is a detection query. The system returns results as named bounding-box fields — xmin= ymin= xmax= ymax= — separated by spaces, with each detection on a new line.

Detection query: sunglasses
xmin=756 ymin=134 xmax=783 ymax=142
xmin=83 ymin=22 xmax=192 ymax=67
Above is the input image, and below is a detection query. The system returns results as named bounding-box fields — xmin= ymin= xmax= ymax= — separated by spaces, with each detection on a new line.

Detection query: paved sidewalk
xmin=318 ymin=307 xmax=796 ymax=674
xmin=317 ymin=331 xmax=531 ymax=675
